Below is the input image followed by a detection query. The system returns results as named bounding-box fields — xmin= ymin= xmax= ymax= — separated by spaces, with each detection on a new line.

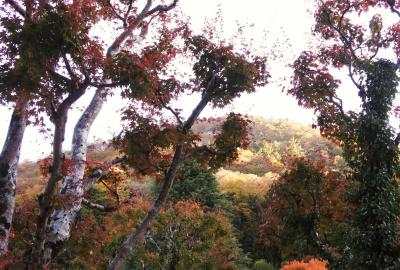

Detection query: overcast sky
xmin=0 ymin=0 xmax=398 ymax=161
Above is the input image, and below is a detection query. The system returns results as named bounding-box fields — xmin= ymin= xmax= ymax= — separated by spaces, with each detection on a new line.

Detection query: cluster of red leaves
xmin=281 ymin=259 xmax=327 ymax=270
xmin=173 ymin=200 xmax=203 ymax=218
xmin=106 ymin=23 xmax=189 ymax=105
xmin=0 ymin=253 xmax=13 ymax=269
xmin=290 ymin=51 xmax=340 ymax=110
xmin=37 ymin=156 xmax=82 ymax=178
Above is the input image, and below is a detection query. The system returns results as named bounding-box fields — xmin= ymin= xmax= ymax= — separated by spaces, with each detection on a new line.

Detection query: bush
xmin=254 ymin=259 xmax=276 ymax=270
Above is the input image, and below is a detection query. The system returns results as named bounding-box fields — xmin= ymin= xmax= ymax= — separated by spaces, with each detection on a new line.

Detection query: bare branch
xmin=107 ymin=0 xmax=153 ymax=56
xmin=4 ymin=0 xmax=26 ymax=17
xmin=147 ymin=0 xmax=178 ymax=16
xmin=100 ymin=179 xmax=120 ymax=204
xmin=62 ymin=54 xmax=78 ymax=83
xmin=124 ymin=0 xmax=134 ymax=22
xmin=159 ymin=98 xmax=183 ymax=126
xmin=107 ymin=0 xmax=126 ymax=26
xmin=83 ymin=156 xmax=126 ymax=192
xmin=348 ymin=63 xmax=367 ymax=105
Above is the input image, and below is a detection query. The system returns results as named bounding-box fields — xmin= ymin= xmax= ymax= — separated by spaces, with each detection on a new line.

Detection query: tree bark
xmin=29 ymin=110 xmax=69 ymax=269
xmin=0 ymin=101 xmax=28 ymax=255
xmin=29 ymin=86 xmax=86 ymax=269
xmin=108 ymin=92 xmax=211 ymax=270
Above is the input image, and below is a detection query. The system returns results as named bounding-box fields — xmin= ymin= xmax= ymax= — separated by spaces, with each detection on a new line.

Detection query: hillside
xmin=16 ymin=117 xmax=340 ymax=196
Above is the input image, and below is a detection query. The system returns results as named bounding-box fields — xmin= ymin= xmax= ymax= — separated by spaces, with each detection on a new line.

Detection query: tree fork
xmin=29 ymin=85 xmax=87 ymax=269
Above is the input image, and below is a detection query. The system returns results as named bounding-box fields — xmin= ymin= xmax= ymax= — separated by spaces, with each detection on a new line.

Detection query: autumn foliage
xmin=280 ymin=259 xmax=327 ymax=270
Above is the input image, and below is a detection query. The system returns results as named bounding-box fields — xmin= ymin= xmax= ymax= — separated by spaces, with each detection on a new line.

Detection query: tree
xmin=0 ymin=0 xmax=182 ymax=267
xmin=0 ymin=1 xmax=32 ymax=255
xmin=0 ymin=0 xmax=92 ymax=255
xmin=289 ymin=1 xmax=400 ymax=268
xmin=0 ymin=101 xmax=27 ymax=256
xmin=228 ymin=194 xmax=266 ymax=263
xmin=39 ymin=1 xmax=182 ymax=267
xmin=108 ymin=31 xmax=269 ymax=269
xmin=126 ymin=201 xmax=244 ymax=270
xmin=261 ymin=158 xmax=350 ymax=265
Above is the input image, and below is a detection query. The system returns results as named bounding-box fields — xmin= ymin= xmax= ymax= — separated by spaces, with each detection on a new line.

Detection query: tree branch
xmin=100 ymin=179 xmax=120 ymax=204
xmin=124 ymin=0 xmax=135 ymax=22
xmin=183 ymin=73 xmax=216 ymax=132
xmin=82 ymin=198 xmax=116 ymax=212
xmin=89 ymin=82 xmax=122 ymax=88
xmin=146 ymin=0 xmax=178 ymax=16
xmin=323 ymin=2 xmax=360 ymax=61
xmin=107 ymin=0 xmax=126 ymax=27
xmin=62 ymin=54 xmax=79 ymax=83
xmin=48 ymin=69 xmax=72 ymax=85
xmin=348 ymin=63 xmax=367 ymax=105
xmin=395 ymin=58 xmax=400 ymax=71
xmin=83 ymin=156 xmax=126 ymax=192
xmin=159 ymin=98 xmax=183 ymax=126
xmin=107 ymin=0 xmax=153 ymax=56
xmin=4 ymin=0 xmax=26 ymax=17
xmin=330 ymin=96 xmax=346 ymax=117
xmin=388 ymin=0 xmax=400 ymax=18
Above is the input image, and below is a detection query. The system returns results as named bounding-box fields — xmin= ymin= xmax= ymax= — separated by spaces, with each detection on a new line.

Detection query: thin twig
xmin=62 ymin=54 xmax=78 ymax=83
xmin=159 ymin=98 xmax=183 ymax=126
xmin=107 ymin=0 xmax=126 ymax=25
xmin=100 ymin=179 xmax=120 ymax=204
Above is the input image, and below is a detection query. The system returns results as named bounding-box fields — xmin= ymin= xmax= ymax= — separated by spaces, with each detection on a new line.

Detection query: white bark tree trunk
xmin=43 ymin=87 xmax=106 ymax=261
xmin=0 ymin=102 xmax=27 ymax=255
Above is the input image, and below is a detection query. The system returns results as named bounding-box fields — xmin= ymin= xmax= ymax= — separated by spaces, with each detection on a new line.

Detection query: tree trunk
xmin=42 ymin=88 xmax=106 ymax=261
xmin=0 ymin=101 xmax=28 ymax=255
xmin=108 ymin=145 xmax=183 ymax=270
xmin=29 ymin=109 xmax=69 ymax=269
xmin=29 ymin=86 xmax=87 ymax=269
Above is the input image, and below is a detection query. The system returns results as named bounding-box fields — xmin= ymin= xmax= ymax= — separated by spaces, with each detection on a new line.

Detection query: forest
xmin=0 ymin=0 xmax=399 ymax=270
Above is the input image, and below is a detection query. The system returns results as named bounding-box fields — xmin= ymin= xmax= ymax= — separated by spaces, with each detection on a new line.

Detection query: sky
xmin=0 ymin=0 xmax=398 ymax=161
